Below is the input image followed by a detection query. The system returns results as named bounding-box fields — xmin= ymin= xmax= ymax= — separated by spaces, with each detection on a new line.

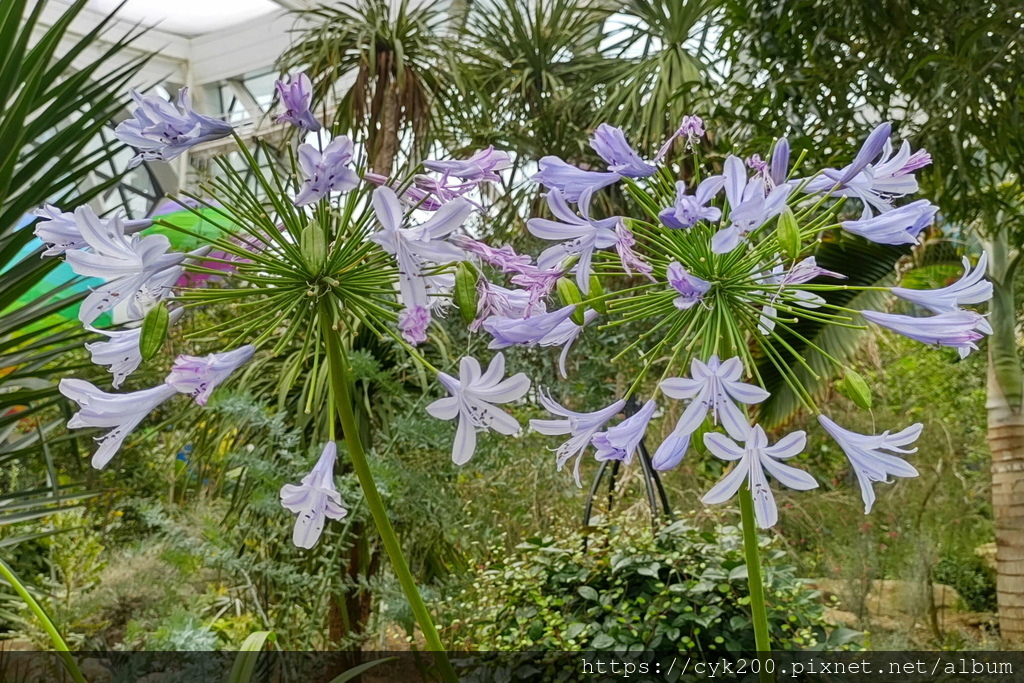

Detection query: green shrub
xmin=448 ymin=520 xmax=857 ymax=654
xmin=933 ymin=556 xmax=997 ymax=613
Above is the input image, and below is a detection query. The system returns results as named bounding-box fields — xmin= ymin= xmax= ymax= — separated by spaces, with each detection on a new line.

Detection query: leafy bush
xmin=933 ymin=556 xmax=997 ymax=613
xmin=448 ymin=520 xmax=857 ymax=653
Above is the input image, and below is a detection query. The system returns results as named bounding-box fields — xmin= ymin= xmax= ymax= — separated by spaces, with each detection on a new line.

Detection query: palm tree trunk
xmin=985 ymin=230 xmax=1024 ymax=641
xmin=371 ymin=79 xmax=401 ymax=176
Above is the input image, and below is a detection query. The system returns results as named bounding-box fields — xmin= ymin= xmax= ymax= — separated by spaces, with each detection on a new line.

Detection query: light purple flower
xmin=702 ymin=426 xmax=817 ymax=529
xmin=891 ymin=253 xmax=992 ymax=313
xmin=841 ymin=199 xmax=937 ymax=245
xmin=364 ymin=172 xmax=443 ymax=211
xmin=667 ymin=261 xmax=711 ymax=310
xmin=369 ymin=188 xmax=471 ymax=309
xmin=537 ymin=308 xmax=597 ymax=378
xmin=165 ymin=345 xmax=255 ymax=406
xmin=64 ymin=207 xmax=185 ymax=325
xmin=398 ymin=305 xmax=431 ymax=345
xmin=426 ymin=353 xmax=531 ymax=465
xmin=451 ymin=236 xmax=534 ymax=274
xmin=472 ymin=282 xmax=538 ymax=331
xmin=712 ymin=155 xmax=792 ymax=254
xmin=412 ymin=174 xmax=482 ymax=208
xmin=614 ymin=221 xmax=654 ymax=280
xmin=532 ymin=156 xmax=621 ymax=203
xmin=484 ymin=305 xmax=577 ymax=349
xmin=747 ymin=154 xmax=769 ymax=176
xmin=655 ymin=115 xmax=705 ymax=160
xmin=527 ymin=189 xmax=618 ymax=293
xmin=531 ymin=392 xmax=626 ymax=486
xmin=861 ymin=309 xmax=991 ymax=358
xmin=280 ymin=442 xmax=348 ymax=549
xmin=659 ymin=177 xmax=724 ymax=229
xmin=756 ymin=257 xmax=846 ymax=334
xmin=294 ymin=137 xmax=360 ymax=206
xmin=818 ymin=415 xmax=921 ymax=513
xmin=34 ymin=205 xmax=152 ymax=257
xmin=59 ymin=378 xmax=178 ymax=469
xmin=770 ymin=137 xmax=790 ymax=186
xmin=275 ymin=72 xmax=322 ymax=132
xmin=660 ymin=355 xmax=769 ymax=440
xmin=805 ymin=123 xmax=931 ymax=217
xmin=590 ymin=124 xmax=656 ymax=177
xmin=592 ymin=399 xmax=657 ymax=465
xmin=509 ymin=265 xmax=565 ymax=314
xmin=114 ymin=88 xmax=232 ymax=167
xmin=423 ymin=146 xmax=511 ymax=181
xmin=86 ymin=308 xmax=185 ymax=389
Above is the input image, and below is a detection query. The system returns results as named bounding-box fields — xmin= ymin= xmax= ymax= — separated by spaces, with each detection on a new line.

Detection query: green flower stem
xmin=738 ymin=486 xmax=774 ymax=683
xmin=319 ymin=304 xmax=458 ymax=683
xmin=0 ymin=559 xmax=86 ymax=683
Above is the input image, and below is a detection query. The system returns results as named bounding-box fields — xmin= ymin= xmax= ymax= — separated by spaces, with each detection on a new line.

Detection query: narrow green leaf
xmin=454 ymin=261 xmax=478 ymax=325
xmin=139 ymin=302 xmax=170 ymax=362
xmin=328 ymin=657 xmax=397 ymax=683
xmin=227 ymin=630 xmax=276 ymax=683
xmin=776 ymin=206 xmax=802 ymax=261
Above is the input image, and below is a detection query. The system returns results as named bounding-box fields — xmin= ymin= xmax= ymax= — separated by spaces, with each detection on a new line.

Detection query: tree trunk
xmin=370 ymin=79 xmax=401 ymax=177
xmin=986 ymin=230 xmax=1024 ymax=641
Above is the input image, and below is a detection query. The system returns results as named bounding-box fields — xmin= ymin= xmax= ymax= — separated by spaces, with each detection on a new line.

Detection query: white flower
xmin=165 ymin=345 xmax=256 ymax=406
xmin=33 ymin=205 xmax=152 ymax=257
xmin=59 ymin=379 xmax=178 ymax=469
xmin=64 ymin=207 xmax=184 ymax=324
xmin=702 ymin=425 xmax=817 ymax=529
xmin=280 ymin=442 xmax=349 ymax=549
xmin=530 ymin=391 xmax=625 ymax=486
xmin=818 ymin=415 xmax=921 ymax=513
xmin=86 ymin=309 xmax=184 ymax=388
xmin=660 ymin=355 xmax=769 ymax=440
xmin=426 ymin=353 xmax=531 ymax=465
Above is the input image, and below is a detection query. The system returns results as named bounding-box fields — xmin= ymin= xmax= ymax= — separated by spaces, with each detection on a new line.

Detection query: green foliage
xmin=933 ymin=556 xmax=997 ymax=614
xmin=447 ymin=521 xmax=854 ymax=654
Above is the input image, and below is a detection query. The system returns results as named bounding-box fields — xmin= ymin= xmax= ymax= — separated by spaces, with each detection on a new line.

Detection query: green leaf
xmin=454 ymin=261 xmax=478 ymax=325
xmin=777 ymin=206 xmax=801 ymax=261
xmin=556 ymin=277 xmax=585 ymax=325
xmin=577 ymin=585 xmax=599 ymax=601
xmin=591 ymin=633 xmax=616 ymax=649
xmin=327 ymin=657 xmax=397 ymax=683
xmin=838 ymin=368 xmax=872 ymax=410
xmin=228 ymin=631 xmax=276 ymax=683
xmin=139 ymin=302 xmax=170 ymax=362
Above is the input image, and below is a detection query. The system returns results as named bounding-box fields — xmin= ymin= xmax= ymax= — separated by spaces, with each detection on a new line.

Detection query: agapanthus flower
xmin=536 ymin=308 xmax=597 ymax=378
xmin=756 ymin=257 xmax=846 ymax=334
xmin=426 ymin=354 xmax=531 ymax=465
xmin=769 ymin=137 xmax=790 ymax=186
xmin=660 ymin=355 xmax=769 ymax=440
xmin=531 ymin=392 xmax=626 ymax=486
xmin=614 ymin=221 xmax=654 ymax=279
xmin=423 ymin=147 xmax=511 ymax=182
xmin=34 ymin=205 xmax=152 ymax=257
xmin=294 ymin=137 xmax=360 ymax=206
xmin=483 ymin=305 xmax=577 ymax=349
xmin=891 ymin=253 xmax=992 ymax=313
xmin=655 ymin=115 xmax=705 ymax=160
xmin=702 ymin=426 xmax=817 ymax=529
xmin=114 ymin=88 xmax=232 ymax=167
xmin=590 ymin=124 xmax=657 ymax=177
xmin=509 ymin=265 xmax=565 ymax=314
xmin=86 ymin=308 xmax=185 ymax=389
xmin=275 ymin=72 xmax=321 ymax=132
xmin=451 ymin=236 xmax=534 ymax=274
xmin=398 ymin=305 xmax=431 ymax=345
xmin=527 ymin=189 xmax=618 ymax=293
xmin=472 ymin=282 xmax=537 ymax=331
xmin=280 ymin=442 xmax=348 ymax=549
xmin=840 ymin=199 xmax=938 ymax=245
xmin=659 ymin=177 xmax=724 ymax=229
xmin=532 ymin=156 xmax=620 ymax=203
xmin=369 ymin=188 xmax=471 ymax=309
xmin=592 ymin=399 xmax=657 ymax=464
xmin=412 ymin=174 xmax=482 ymax=208
xmin=64 ymin=207 xmax=185 ymax=325
xmin=805 ymin=123 xmax=931 ymax=217
xmin=667 ymin=261 xmax=711 ymax=309
xmin=363 ymin=172 xmax=443 ymax=211
xmin=712 ymin=155 xmax=792 ymax=254
xmin=861 ymin=309 xmax=991 ymax=358
xmin=59 ymin=379 xmax=178 ymax=469
xmin=165 ymin=345 xmax=256 ymax=406
xmin=818 ymin=415 xmax=921 ymax=513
